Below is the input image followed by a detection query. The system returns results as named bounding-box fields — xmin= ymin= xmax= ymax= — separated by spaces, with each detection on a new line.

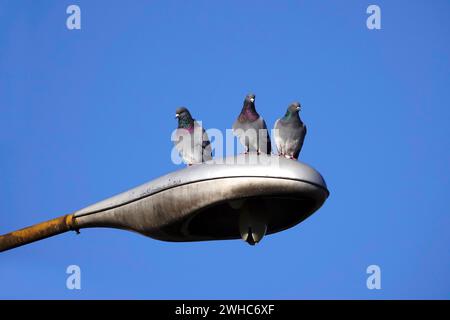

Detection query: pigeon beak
xmin=250 ymin=98 xmax=255 ymax=103
xmin=296 ymin=106 xmax=300 ymax=111
xmin=175 ymin=114 xmax=179 ymax=119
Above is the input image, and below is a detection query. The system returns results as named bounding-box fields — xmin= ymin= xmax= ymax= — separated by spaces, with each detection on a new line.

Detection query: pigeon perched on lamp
xmin=273 ymin=101 xmax=307 ymax=159
xmin=173 ymin=107 xmax=212 ymax=165
xmin=232 ymin=93 xmax=271 ymax=154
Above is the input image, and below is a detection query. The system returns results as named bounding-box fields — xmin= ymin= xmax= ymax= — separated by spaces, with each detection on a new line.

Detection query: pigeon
xmin=232 ymin=93 xmax=271 ymax=154
xmin=173 ymin=107 xmax=212 ymax=165
xmin=273 ymin=102 xmax=307 ymax=159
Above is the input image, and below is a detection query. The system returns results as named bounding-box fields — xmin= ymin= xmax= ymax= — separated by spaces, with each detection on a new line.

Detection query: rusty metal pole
xmin=0 ymin=214 xmax=79 ymax=252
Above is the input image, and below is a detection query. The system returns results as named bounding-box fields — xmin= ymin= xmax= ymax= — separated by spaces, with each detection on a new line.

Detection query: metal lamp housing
xmin=73 ymin=154 xmax=329 ymax=244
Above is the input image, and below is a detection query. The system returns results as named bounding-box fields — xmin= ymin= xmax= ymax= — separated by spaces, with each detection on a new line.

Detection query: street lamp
xmin=0 ymin=154 xmax=329 ymax=252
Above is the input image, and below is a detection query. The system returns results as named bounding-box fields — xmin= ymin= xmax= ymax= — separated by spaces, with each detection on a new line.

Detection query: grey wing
xmin=293 ymin=124 xmax=307 ymax=159
xmin=254 ymin=116 xmax=266 ymax=130
xmin=258 ymin=117 xmax=271 ymax=154
xmin=173 ymin=129 xmax=194 ymax=164
xmin=273 ymin=119 xmax=283 ymax=155
xmin=232 ymin=118 xmax=245 ymax=135
xmin=232 ymin=119 xmax=251 ymax=151
xmin=193 ymin=121 xmax=212 ymax=162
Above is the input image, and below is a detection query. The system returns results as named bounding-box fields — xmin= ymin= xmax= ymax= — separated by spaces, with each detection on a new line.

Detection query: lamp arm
xmin=0 ymin=214 xmax=79 ymax=253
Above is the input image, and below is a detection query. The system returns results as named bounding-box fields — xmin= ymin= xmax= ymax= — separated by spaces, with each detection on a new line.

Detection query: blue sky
xmin=0 ymin=0 xmax=449 ymax=299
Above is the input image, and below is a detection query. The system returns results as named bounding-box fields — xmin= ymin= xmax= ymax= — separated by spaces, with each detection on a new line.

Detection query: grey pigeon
xmin=173 ymin=107 xmax=212 ymax=165
xmin=232 ymin=93 xmax=271 ymax=154
xmin=274 ymin=102 xmax=307 ymax=159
